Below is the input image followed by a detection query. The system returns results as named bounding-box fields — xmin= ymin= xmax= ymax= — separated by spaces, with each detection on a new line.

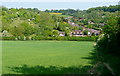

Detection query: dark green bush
xmin=2 ymin=36 xmax=16 ymax=40
xmin=1 ymin=36 xmax=98 ymax=41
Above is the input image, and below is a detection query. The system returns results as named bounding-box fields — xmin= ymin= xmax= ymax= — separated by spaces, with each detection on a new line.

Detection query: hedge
xmin=0 ymin=37 xmax=16 ymax=40
xmin=1 ymin=36 xmax=98 ymax=41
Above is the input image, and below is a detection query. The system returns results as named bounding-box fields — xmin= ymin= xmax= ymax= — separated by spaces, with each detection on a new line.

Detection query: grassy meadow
xmin=2 ymin=41 xmax=94 ymax=74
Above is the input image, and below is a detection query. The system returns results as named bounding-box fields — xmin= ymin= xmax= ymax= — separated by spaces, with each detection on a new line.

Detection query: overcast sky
xmin=0 ymin=0 xmax=119 ymax=10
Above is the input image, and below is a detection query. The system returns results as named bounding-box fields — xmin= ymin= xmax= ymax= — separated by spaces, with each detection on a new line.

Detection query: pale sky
xmin=1 ymin=0 xmax=119 ymax=2
xmin=0 ymin=0 xmax=119 ymax=11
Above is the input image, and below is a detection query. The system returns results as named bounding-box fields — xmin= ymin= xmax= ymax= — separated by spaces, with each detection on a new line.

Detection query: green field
xmin=2 ymin=41 xmax=94 ymax=74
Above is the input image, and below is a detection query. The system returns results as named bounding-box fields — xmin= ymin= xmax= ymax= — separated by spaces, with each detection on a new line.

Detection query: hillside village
xmin=58 ymin=19 xmax=100 ymax=37
xmin=1 ymin=14 xmax=101 ymax=38
xmin=1 ymin=5 xmax=118 ymax=40
xmin=1 ymin=19 xmax=101 ymax=38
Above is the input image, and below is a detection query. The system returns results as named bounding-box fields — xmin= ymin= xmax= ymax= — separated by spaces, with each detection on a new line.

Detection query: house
xmin=27 ymin=19 xmax=31 ymax=21
xmin=31 ymin=18 xmax=35 ymax=20
xmin=72 ymin=22 xmax=75 ymax=25
xmin=72 ymin=30 xmax=83 ymax=37
xmin=68 ymin=21 xmax=79 ymax=27
xmin=88 ymin=32 xmax=91 ymax=36
xmin=102 ymin=16 xmax=105 ymax=18
xmin=86 ymin=28 xmax=100 ymax=36
xmin=99 ymin=23 xmax=105 ymax=26
xmin=78 ymin=17 xmax=84 ymax=21
xmin=88 ymin=21 xmax=95 ymax=24
xmin=59 ymin=31 xmax=65 ymax=36
xmin=68 ymin=17 xmax=73 ymax=19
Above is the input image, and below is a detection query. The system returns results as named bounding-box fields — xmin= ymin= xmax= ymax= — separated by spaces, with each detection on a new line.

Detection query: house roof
xmin=73 ymin=30 xmax=82 ymax=32
xmin=86 ymin=28 xmax=100 ymax=33
xmin=68 ymin=21 xmax=79 ymax=27
xmin=72 ymin=24 xmax=79 ymax=27
xmin=59 ymin=31 xmax=65 ymax=34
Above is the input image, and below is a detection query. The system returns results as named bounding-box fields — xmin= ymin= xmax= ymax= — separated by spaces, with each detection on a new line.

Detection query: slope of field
xmin=2 ymin=41 xmax=94 ymax=74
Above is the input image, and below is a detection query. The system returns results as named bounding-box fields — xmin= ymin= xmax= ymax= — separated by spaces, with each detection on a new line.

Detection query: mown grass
xmin=2 ymin=41 xmax=94 ymax=74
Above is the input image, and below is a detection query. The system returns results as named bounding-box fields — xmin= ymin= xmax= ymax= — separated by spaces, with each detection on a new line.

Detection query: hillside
xmin=0 ymin=5 xmax=118 ymax=40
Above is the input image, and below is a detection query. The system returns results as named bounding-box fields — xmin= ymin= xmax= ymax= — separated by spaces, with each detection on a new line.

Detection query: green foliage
xmin=87 ymin=5 xmax=119 ymax=13
xmin=46 ymin=9 xmax=78 ymax=16
xmin=83 ymin=30 xmax=88 ymax=35
xmin=20 ymin=22 xmax=34 ymax=36
xmin=94 ymin=16 xmax=120 ymax=75
xmin=72 ymin=26 xmax=79 ymax=30
xmin=52 ymin=30 xmax=59 ymax=37
xmin=87 ymin=24 xmax=93 ymax=28
xmin=57 ymin=22 xmax=71 ymax=31
xmin=1 ymin=36 xmax=15 ymax=40
xmin=2 ymin=36 xmax=98 ymax=41
xmin=10 ymin=26 xmax=25 ymax=37
xmin=42 ymin=30 xmax=52 ymax=37
xmin=79 ymin=26 xmax=83 ymax=30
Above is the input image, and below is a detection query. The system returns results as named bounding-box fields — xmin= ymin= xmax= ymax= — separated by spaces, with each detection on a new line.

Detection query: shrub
xmin=2 ymin=36 xmax=16 ymax=40
xmin=1 ymin=36 xmax=98 ymax=41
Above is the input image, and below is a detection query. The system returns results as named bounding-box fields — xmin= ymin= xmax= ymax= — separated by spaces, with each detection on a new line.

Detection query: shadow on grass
xmin=4 ymin=50 xmax=113 ymax=76
xmin=82 ymin=46 xmax=115 ymax=76
xmin=82 ymin=49 xmax=99 ymax=73
xmin=4 ymin=50 xmax=97 ymax=75
xmin=7 ymin=65 xmax=92 ymax=74
xmin=5 ymin=47 xmax=101 ymax=75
